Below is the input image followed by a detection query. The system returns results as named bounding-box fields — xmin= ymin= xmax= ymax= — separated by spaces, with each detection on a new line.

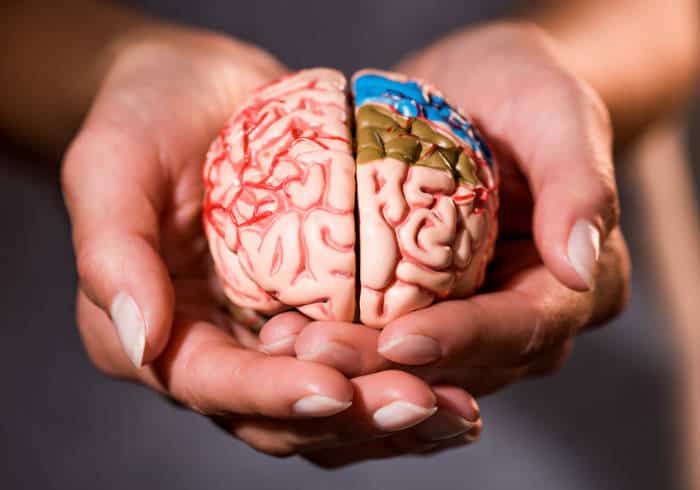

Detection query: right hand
xmin=63 ymin=24 xmax=481 ymax=458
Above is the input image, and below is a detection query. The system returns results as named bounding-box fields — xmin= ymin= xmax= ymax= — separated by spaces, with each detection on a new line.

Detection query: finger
xmin=379 ymin=232 xmax=628 ymax=367
xmin=77 ymin=288 xmax=353 ymax=418
xmin=344 ymin=370 xmax=438 ymax=433
xmin=516 ymin=80 xmax=619 ymax=291
xmin=258 ymin=311 xmax=312 ymax=355
xmin=400 ymin=40 xmax=618 ymax=291
xmin=293 ymin=321 xmax=391 ymax=377
xmin=223 ymin=370 xmax=439 ymax=456
xmin=62 ymin=127 xmax=173 ymax=367
xmin=414 ymin=342 xmax=572 ymax=396
xmin=153 ymin=313 xmax=355 ymax=418
xmin=290 ymin=321 xmax=523 ymax=395
xmin=76 ymin=288 xmax=144 ymax=380
xmin=303 ymin=386 xmax=480 ymax=467
xmin=405 ymin=385 xmax=481 ymax=445
xmin=291 ymin=319 xmax=571 ymax=395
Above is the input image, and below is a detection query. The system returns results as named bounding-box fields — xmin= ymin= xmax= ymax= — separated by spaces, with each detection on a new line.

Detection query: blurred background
xmin=1 ymin=1 xmax=697 ymax=488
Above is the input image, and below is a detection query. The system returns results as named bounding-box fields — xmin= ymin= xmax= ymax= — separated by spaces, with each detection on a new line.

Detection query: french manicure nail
xmin=373 ymin=401 xmax=437 ymax=431
xmin=567 ymin=219 xmax=600 ymax=289
xmin=297 ymin=341 xmax=361 ymax=373
xmin=378 ymin=335 xmax=441 ymax=365
xmin=292 ymin=395 xmax=352 ymax=417
xmin=110 ymin=292 xmax=146 ymax=368
xmin=414 ymin=411 xmax=480 ymax=441
xmin=260 ymin=335 xmax=296 ymax=354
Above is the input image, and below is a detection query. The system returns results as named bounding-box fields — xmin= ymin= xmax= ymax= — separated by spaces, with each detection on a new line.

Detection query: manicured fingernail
xmin=297 ymin=341 xmax=361 ymax=374
xmin=260 ymin=335 xmax=296 ymax=354
xmin=110 ymin=292 xmax=146 ymax=368
xmin=373 ymin=401 xmax=437 ymax=431
xmin=378 ymin=335 xmax=441 ymax=365
xmin=567 ymin=219 xmax=600 ymax=289
xmin=292 ymin=395 xmax=352 ymax=417
xmin=414 ymin=411 xmax=480 ymax=441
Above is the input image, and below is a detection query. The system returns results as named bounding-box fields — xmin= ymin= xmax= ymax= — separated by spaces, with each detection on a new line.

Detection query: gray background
xmin=1 ymin=1 xmax=694 ymax=488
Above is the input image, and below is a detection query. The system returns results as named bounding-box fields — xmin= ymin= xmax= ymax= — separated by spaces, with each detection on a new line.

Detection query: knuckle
xmin=60 ymin=136 xmax=85 ymax=195
xmin=75 ymin=248 xmax=102 ymax=287
xmin=580 ymin=78 xmax=612 ymax=134
xmin=600 ymin=269 xmax=631 ymax=324
xmin=179 ymin=389 xmax=217 ymax=417
xmin=170 ymin=342 xmax=216 ymax=415
xmin=593 ymin=179 xmax=621 ymax=234
xmin=61 ymin=130 xmax=102 ymax=201
xmin=607 ymin=265 xmax=631 ymax=321
xmin=611 ymin=279 xmax=631 ymax=318
xmin=519 ymin=295 xmax=569 ymax=361
xmin=592 ymin=232 xmax=632 ymax=326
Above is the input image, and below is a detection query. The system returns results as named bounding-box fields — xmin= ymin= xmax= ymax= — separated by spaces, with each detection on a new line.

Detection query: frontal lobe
xmin=352 ymin=69 xmax=499 ymax=327
xmin=203 ymin=68 xmax=357 ymax=322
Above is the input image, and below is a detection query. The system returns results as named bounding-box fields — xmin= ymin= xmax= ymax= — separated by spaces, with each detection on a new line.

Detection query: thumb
xmin=62 ymin=127 xmax=174 ymax=367
xmin=528 ymin=86 xmax=619 ymax=291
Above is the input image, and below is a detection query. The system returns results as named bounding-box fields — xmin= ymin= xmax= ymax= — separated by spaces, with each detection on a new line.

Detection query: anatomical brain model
xmin=203 ymin=68 xmax=498 ymax=328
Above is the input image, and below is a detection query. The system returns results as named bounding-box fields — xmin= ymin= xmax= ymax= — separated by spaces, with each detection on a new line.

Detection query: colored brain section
xmin=204 ymin=68 xmax=498 ymax=327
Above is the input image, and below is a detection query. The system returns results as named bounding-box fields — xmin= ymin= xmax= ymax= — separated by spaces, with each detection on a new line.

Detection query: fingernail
xmin=567 ymin=219 xmax=600 ymax=289
xmin=414 ymin=411 xmax=480 ymax=441
xmin=378 ymin=335 xmax=441 ymax=365
xmin=292 ymin=395 xmax=352 ymax=417
xmin=110 ymin=292 xmax=146 ymax=368
xmin=297 ymin=341 xmax=361 ymax=374
xmin=260 ymin=335 xmax=296 ymax=354
xmin=373 ymin=401 xmax=437 ymax=431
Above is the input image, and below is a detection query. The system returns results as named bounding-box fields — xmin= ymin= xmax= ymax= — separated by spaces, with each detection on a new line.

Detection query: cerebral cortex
xmin=204 ymin=68 xmax=498 ymax=328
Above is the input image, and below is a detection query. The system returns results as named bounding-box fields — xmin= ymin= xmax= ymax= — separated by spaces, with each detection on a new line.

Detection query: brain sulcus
xmin=203 ymin=68 xmax=498 ymax=328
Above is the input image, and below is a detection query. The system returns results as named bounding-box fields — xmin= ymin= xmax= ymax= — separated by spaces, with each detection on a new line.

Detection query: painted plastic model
xmin=203 ymin=68 xmax=498 ymax=327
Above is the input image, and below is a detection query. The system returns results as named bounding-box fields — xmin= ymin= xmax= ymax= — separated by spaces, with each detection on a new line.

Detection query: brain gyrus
xmin=204 ymin=68 xmax=498 ymax=327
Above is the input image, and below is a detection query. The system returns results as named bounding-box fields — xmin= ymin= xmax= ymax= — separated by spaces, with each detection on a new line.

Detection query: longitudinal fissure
xmin=204 ymin=68 xmax=498 ymax=328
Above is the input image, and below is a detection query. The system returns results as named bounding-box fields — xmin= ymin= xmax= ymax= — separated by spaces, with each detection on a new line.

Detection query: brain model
xmin=203 ymin=68 xmax=498 ymax=328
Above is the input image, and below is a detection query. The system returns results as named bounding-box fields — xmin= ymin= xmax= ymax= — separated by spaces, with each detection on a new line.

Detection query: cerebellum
xmin=203 ymin=68 xmax=498 ymax=327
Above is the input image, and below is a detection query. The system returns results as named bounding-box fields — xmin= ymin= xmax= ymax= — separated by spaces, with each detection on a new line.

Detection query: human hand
xmin=259 ymin=22 xmax=630 ymax=466
xmin=63 ymin=25 xmax=484 ymax=458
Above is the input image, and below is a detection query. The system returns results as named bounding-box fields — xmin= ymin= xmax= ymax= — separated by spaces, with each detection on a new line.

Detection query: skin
xmin=261 ymin=24 xmax=632 ymax=464
xmin=60 ymin=23 xmax=480 ymax=458
xmin=1 ymin=0 xmax=697 ymax=468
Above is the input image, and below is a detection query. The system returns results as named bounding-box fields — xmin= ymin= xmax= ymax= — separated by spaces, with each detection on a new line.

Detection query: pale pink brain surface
xmin=204 ymin=68 xmax=498 ymax=327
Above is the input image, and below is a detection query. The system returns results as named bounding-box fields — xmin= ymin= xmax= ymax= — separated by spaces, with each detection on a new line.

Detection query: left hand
xmin=258 ymin=22 xmax=631 ymax=467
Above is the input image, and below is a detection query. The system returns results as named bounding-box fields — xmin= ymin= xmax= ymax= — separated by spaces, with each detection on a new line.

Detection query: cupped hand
xmin=63 ymin=25 xmax=481 ymax=459
xmin=260 ymin=22 xmax=631 ymax=466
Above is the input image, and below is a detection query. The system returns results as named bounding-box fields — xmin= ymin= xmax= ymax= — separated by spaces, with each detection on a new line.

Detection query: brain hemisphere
xmin=353 ymin=70 xmax=498 ymax=327
xmin=204 ymin=69 xmax=357 ymax=321
xmin=204 ymin=68 xmax=498 ymax=327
